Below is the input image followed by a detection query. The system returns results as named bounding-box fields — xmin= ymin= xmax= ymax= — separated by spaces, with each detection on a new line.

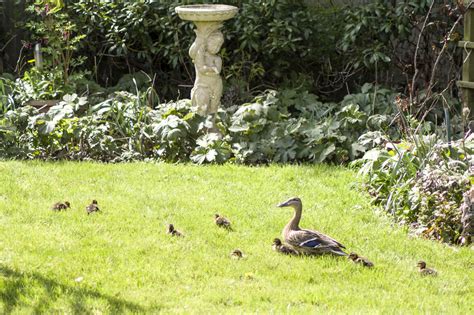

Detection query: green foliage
xmin=355 ymin=134 xmax=473 ymax=244
xmin=191 ymin=133 xmax=232 ymax=165
xmin=226 ymin=85 xmax=398 ymax=164
xmin=13 ymin=68 xmax=70 ymax=102
xmin=19 ymin=0 xmax=86 ymax=102
xmin=62 ymin=0 xmax=345 ymax=100
xmin=0 ymin=87 xmax=398 ymax=164
xmin=340 ymin=0 xmax=463 ymax=101
xmin=341 ymin=0 xmax=449 ymax=69
xmin=0 ymin=76 xmax=15 ymax=114
xmin=8 ymin=0 xmax=464 ymax=104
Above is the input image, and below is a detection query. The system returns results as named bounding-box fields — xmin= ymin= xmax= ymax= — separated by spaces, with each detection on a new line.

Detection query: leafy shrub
xmin=50 ymin=0 xmax=346 ymax=101
xmin=0 ymin=76 xmax=15 ymax=114
xmin=0 ymin=86 xmax=398 ymax=164
xmin=191 ymin=133 xmax=232 ymax=165
xmin=22 ymin=0 xmax=86 ymax=99
xmin=355 ymin=133 xmax=473 ymax=244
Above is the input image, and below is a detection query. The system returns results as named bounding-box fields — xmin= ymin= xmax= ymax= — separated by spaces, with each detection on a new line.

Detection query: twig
xmin=410 ymin=0 xmax=435 ymax=106
xmin=414 ymin=12 xmax=464 ymax=134
xmin=0 ymin=35 xmax=17 ymax=53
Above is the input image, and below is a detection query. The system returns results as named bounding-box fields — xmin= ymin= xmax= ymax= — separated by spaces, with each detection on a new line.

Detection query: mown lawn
xmin=0 ymin=161 xmax=472 ymax=314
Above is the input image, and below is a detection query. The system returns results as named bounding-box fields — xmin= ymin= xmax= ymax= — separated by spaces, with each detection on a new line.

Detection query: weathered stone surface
xmin=175 ymin=5 xmax=238 ymax=118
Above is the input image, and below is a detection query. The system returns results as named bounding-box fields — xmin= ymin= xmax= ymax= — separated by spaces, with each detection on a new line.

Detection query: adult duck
xmin=277 ymin=197 xmax=347 ymax=256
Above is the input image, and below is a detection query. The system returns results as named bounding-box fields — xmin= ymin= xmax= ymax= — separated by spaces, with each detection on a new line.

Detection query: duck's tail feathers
xmin=330 ymin=248 xmax=348 ymax=256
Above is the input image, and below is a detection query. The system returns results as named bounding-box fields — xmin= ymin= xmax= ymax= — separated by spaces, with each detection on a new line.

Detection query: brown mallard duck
xmin=417 ymin=261 xmax=437 ymax=276
xmin=277 ymin=197 xmax=347 ymax=256
xmin=86 ymin=200 xmax=100 ymax=215
xmin=215 ymin=214 xmax=232 ymax=230
xmin=52 ymin=201 xmax=70 ymax=211
xmin=167 ymin=224 xmax=184 ymax=237
xmin=230 ymin=249 xmax=243 ymax=259
xmin=272 ymin=238 xmax=299 ymax=255
xmin=348 ymin=252 xmax=374 ymax=268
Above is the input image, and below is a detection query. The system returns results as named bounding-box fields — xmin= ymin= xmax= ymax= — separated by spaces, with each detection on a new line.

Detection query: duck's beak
xmin=277 ymin=201 xmax=289 ymax=208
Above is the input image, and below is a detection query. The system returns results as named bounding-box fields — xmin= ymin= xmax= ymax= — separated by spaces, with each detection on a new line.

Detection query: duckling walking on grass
xmin=272 ymin=238 xmax=299 ymax=255
xmin=417 ymin=261 xmax=437 ymax=276
xmin=277 ymin=197 xmax=347 ymax=256
xmin=168 ymin=224 xmax=184 ymax=237
xmin=348 ymin=252 xmax=374 ymax=268
xmin=230 ymin=249 xmax=244 ymax=259
xmin=52 ymin=201 xmax=70 ymax=211
xmin=215 ymin=214 xmax=232 ymax=230
xmin=86 ymin=200 xmax=100 ymax=215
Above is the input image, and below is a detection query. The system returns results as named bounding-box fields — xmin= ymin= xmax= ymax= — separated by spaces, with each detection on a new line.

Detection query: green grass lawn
xmin=0 ymin=161 xmax=473 ymax=314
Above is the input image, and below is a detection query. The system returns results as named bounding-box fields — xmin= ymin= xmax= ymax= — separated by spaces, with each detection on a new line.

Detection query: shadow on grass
xmin=0 ymin=265 xmax=158 ymax=314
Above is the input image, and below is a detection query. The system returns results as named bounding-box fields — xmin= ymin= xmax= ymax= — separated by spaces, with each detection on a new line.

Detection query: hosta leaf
xmin=166 ymin=129 xmax=183 ymax=141
xmin=40 ymin=120 xmax=57 ymax=134
xmin=316 ymin=143 xmax=335 ymax=163
xmin=190 ymin=153 xmax=207 ymax=165
xmin=205 ymin=149 xmax=218 ymax=162
xmin=362 ymin=148 xmax=383 ymax=161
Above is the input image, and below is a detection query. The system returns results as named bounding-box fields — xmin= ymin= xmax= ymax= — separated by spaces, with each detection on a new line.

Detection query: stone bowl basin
xmin=175 ymin=4 xmax=238 ymax=22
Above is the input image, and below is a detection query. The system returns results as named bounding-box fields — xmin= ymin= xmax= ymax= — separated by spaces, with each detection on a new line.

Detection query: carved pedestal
xmin=175 ymin=5 xmax=238 ymax=119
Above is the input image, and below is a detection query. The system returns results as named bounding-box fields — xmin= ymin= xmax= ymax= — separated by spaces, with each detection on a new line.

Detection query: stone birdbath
xmin=175 ymin=4 xmax=238 ymax=127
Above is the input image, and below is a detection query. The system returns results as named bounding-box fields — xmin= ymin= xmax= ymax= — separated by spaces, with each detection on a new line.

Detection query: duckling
xmin=348 ymin=252 xmax=374 ymax=268
xmin=167 ymin=224 xmax=184 ymax=237
xmin=214 ymin=214 xmax=232 ymax=230
xmin=417 ymin=261 xmax=437 ymax=276
xmin=230 ymin=249 xmax=243 ymax=259
xmin=86 ymin=200 xmax=100 ymax=215
xmin=272 ymin=238 xmax=299 ymax=255
xmin=51 ymin=201 xmax=70 ymax=211
xmin=231 ymin=249 xmax=243 ymax=259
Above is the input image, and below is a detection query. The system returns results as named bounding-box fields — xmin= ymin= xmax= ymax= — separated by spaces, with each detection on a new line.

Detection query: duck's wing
xmin=287 ymin=229 xmax=346 ymax=255
xmin=303 ymin=229 xmax=346 ymax=249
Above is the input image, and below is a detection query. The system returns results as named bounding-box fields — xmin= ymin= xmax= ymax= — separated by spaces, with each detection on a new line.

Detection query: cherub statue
xmin=189 ymin=28 xmax=224 ymax=117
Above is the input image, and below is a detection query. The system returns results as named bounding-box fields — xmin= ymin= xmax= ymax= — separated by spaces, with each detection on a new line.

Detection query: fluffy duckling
xmin=167 ymin=224 xmax=184 ymax=237
xmin=214 ymin=214 xmax=232 ymax=230
xmin=417 ymin=261 xmax=437 ymax=276
xmin=51 ymin=201 xmax=70 ymax=211
xmin=86 ymin=200 xmax=100 ymax=215
xmin=230 ymin=249 xmax=243 ymax=259
xmin=272 ymin=238 xmax=299 ymax=255
xmin=348 ymin=252 xmax=374 ymax=268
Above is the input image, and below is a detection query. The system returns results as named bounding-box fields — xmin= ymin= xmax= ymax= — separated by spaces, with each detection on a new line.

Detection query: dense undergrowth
xmin=0 ymin=85 xmax=400 ymax=164
xmin=354 ymin=134 xmax=473 ymax=244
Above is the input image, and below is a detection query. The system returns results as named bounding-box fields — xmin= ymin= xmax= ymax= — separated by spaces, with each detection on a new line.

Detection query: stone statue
xmin=189 ymin=25 xmax=224 ymax=117
xmin=175 ymin=4 xmax=238 ymax=130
